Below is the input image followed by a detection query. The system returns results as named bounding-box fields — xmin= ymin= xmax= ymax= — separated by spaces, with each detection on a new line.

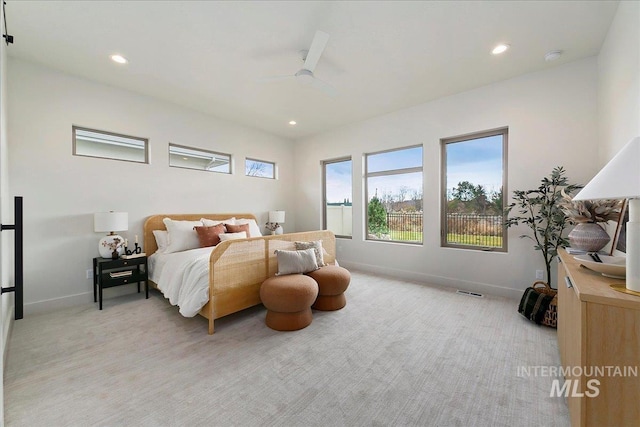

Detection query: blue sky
xmin=445 ymin=135 xmax=503 ymax=196
xmin=367 ymin=146 xmax=422 ymax=173
xmin=325 ymin=136 xmax=503 ymax=203
xmin=325 ymin=160 xmax=353 ymax=203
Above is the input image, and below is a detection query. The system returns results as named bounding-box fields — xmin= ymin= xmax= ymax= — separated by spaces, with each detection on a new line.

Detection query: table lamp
xmin=94 ymin=211 xmax=128 ymax=259
xmin=268 ymin=210 xmax=285 ymax=235
xmin=572 ymin=136 xmax=640 ymax=294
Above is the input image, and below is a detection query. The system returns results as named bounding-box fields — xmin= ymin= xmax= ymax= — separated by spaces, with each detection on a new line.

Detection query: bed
xmin=143 ymin=214 xmax=336 ymax=334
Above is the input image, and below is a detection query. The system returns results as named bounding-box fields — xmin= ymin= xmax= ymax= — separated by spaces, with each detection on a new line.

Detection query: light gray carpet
xmin=4 ymin=270 xmax=569 ymax=426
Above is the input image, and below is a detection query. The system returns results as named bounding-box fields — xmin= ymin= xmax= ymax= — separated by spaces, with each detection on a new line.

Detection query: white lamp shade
xmin=573 ymin=136 xmax=640 ymax=293
xmin=269 ymin=210 xmax=285 ymax=223
xmin=94 ymin=211 xmax=128 ymax=233
xmin=573 ymin=136 xmax=640 ymax=201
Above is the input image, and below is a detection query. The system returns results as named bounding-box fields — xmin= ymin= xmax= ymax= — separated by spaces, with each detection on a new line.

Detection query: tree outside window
xmin=365 ymin=145 xmax=423 ymax=243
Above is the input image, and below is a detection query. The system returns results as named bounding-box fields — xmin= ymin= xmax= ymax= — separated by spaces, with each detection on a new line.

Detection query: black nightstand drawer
xmin=100 ymin=257 xmax=146 ymax=270
xmin=100 ymin=271 xmax=148 ymax=288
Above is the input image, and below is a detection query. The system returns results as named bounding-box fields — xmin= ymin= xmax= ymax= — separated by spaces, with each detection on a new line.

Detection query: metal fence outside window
xmin=445 ymin=213 xmax=503 ymax=247
xmin=382 ymin=212 xmax=503 ymax=247
xmin=386 ymin=212 xmax=423 ymax=241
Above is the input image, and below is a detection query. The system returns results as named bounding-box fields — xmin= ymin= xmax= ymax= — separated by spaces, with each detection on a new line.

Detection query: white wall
xmin=294 ymin=58 xmax=600 ymax=298
xmin=0 ymin=1 xmax=9 ymax=420
xmin=598 ymin=0 xmax=640 ymax=161
xmin=8 ymin=59 xmax=295 ymax=313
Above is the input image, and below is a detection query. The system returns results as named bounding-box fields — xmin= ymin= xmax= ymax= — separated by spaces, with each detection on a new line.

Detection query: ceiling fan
xmin=260 ymin=30 xmax=337 ymax=97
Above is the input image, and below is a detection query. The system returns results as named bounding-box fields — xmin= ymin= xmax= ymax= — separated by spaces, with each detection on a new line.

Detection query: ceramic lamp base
xmin=610 ymin=284 xmax=640 ymax=297
xmin=274 ymin=225 xmax=283 ymax=235
xmin=98 ymin=234 xmax=124 ymax=258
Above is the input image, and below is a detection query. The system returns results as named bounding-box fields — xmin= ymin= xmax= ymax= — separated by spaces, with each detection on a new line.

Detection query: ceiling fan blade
xmin=303 ymin=30 xmax=329 ymax=73
xmin=309 ymin=76 xmax=338 ymax=97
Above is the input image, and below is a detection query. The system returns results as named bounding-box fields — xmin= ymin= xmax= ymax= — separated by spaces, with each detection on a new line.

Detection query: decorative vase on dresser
xmin=567 ymin=222 xmax=610 ymax=252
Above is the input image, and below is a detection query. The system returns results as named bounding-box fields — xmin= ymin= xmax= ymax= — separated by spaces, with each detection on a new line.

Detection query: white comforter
xmin=148 ymin=247 xmax=213 ymax=317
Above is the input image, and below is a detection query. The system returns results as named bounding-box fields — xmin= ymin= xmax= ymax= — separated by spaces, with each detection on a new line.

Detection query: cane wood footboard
xmin=144 ymin=214 xmax=336 ymax=334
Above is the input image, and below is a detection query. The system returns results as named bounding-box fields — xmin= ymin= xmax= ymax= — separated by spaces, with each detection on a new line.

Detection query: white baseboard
xmin=22 ymin=264 xmax=522 ymax=315
xmin=338 ymin=260 xmax=523 ymax=300
xmin=24 ymin=286 xmax=142 ymax=315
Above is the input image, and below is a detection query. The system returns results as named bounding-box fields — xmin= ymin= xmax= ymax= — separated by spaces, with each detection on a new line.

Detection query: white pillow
xmin=275 ymin=248 xmax=319 ymax=276
xmin=219 ymin=231 xmax=247 ymax=242
xmin=162 ymin=218 xmax=202 ymax=254
xmin=152 ymin=230 xmax=169 ymax=253
xmin=235 ymin=218 xmax=262 ymax=237
xmin=201 ymin=217 xmax=235 ymax=227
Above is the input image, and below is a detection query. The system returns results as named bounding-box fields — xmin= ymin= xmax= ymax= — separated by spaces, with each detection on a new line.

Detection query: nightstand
xmin=93 ymin=256 xmax=148 ymax=310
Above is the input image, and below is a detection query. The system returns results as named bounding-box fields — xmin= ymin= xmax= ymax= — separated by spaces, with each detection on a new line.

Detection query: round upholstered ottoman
xmin=306 ymin=265 xmax=351 ymax=311
xmin=260 ymin=274 xmax=319 ymax=331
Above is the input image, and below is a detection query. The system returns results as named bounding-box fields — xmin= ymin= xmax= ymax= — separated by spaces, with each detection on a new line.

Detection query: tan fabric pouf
xmin=306 ymin=265 xmax=351 ymax=311
xmin=260 ymin=274 xmax=319 ymax=331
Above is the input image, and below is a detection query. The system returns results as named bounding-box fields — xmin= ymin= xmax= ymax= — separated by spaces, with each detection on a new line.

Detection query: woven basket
xmin=532 ymin=281 xmax=558 ymax=328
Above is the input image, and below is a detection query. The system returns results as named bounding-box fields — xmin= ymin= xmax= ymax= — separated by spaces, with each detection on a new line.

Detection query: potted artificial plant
xmin=505 ymin=166 xmax=582 ymax=287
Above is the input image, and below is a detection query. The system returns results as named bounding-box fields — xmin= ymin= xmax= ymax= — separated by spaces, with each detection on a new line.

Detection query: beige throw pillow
xmin=294 ymin=240 xmax=326 ymax=267
xmin=275 ymin=248 xmax=319 ymax=276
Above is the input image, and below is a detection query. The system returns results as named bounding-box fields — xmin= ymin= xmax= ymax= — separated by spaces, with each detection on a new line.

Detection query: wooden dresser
xmin=557 ymin=249 xmax=640 ymax=426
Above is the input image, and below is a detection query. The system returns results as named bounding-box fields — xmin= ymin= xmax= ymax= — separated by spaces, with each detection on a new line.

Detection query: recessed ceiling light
xmin=110 ymin=54 xmax=128 ymax=64
xmin=289 ymin=121 xmax=297 ymax=126
xmin=491 ymin=44 xmax=510 ymax=55
xmin=544 ymin=50 xmax=563 ymax=62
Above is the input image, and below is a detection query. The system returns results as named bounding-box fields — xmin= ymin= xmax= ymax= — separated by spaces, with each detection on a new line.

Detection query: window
xmin=323 ymin=158 xmax=352 ymax=238
xmin=365 ymin=146 xmax=423 ymax=243
xmin=441 ymin=128 xmax=508 ymax=251
xmin=169 ymin=143 xmax=231 ymax=174
xmin=73 ymin=126 xmax=148 ymax=164
xmin=245 ymin=158 xmax=275 ymax=179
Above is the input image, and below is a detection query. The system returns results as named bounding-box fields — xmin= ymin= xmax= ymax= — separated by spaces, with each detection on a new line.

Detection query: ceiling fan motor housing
xmin=295 ymin=69 xmax=315 ymax=84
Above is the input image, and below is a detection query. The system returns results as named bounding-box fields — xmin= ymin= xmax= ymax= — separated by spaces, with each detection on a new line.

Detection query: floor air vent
xmin=456 ymin=290 xmax=484 ymax=298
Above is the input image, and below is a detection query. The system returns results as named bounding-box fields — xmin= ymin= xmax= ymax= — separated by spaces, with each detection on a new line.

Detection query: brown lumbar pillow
xmin=225 ymin=223 xmax=251 ymax=237
xmin=193 ymin=223 xmax=226 ymax=247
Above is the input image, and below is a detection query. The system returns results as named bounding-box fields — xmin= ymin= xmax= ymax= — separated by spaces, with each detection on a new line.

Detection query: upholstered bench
xmin=260 ymin=274 xmax=319 ymax=331
xmin=306 ymin=265 xmax=351 ymax=311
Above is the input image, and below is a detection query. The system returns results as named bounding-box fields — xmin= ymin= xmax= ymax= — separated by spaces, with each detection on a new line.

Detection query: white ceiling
xmin=6 ymin=1 xmax=618 ymax=140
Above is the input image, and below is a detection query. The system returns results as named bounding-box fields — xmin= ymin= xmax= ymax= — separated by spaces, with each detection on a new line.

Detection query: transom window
xmin=365 ymin=145 xmax=423 ymax=244
xmin=73 ymin=126 xmax=148 ymax=164
xmin=441 ymin=128 xmax=508 ymax=251
xmin=245 ymin=158 xmax=276 ymax=179
xmin=169 ymin=143 xmax=231 ymax=174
